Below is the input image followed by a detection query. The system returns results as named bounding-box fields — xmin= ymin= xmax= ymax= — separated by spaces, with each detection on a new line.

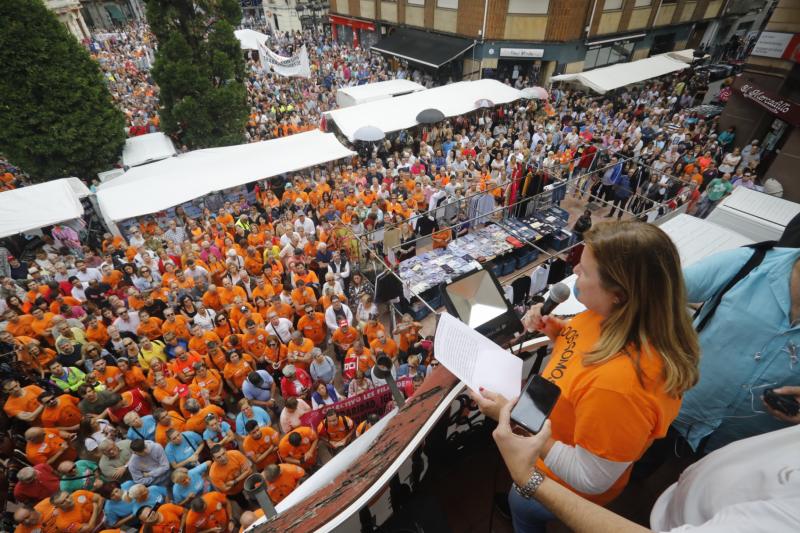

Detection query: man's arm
xmin=16 ymin=403 xmax=46 ymax=422
xmin=148 ymin=445 xmax=171 ymax=479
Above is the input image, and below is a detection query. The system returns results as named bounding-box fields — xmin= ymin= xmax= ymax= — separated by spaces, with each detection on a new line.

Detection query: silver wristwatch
xmin=513 ymin=469 xmax=545 ymax=499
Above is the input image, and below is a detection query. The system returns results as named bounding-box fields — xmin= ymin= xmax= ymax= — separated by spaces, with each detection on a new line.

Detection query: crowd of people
xmin=2 ymin=11 xmax=794 ymax=533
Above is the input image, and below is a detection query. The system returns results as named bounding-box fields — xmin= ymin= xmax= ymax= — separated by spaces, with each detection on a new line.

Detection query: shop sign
xmin=733 ymin=77 xmax=800 ymax=127
xmin=500 ymin=47 xmax=544 ymax=58
xmin=751 ymin=32 xmax=797 ymax=59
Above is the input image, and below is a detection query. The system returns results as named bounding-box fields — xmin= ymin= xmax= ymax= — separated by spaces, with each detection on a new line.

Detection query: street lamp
xmin=295 ymin=1 xmax=327 ymax=36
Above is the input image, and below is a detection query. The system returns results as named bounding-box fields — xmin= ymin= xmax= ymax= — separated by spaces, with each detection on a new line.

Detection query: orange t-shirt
xmin=162 ymin=316 xmax=192 ymax=340
xmin=362 ymin=322 xmax=386 ymax=344
xmin=6 ymin=315 xmax=35 ymax=337
xmin=54 ymin=490 xmax=97 ymax=532
xmin=85 ymin=322 xmax=110 ymax=346
xmin=208 ymin=450 xmax=250 ymax=495
xmin=537 ymin=310 xmax=680 ymax=505
xmin=317 ymin=416 xmax=354 ymax=442
xmin=297 ymin=313 xmax=326 ymax=345
xmin=149 ymin=502 xmax=185 ymax=533
xmin=41 ymin=394 xmax=82 ymax=428
xmin=185 ymin=491 xmax=228 ymax=533
xmin=278 ymin=426 xmax=317 ymax=469
xmin=191 ymin=369 xmax=223 ymax=398
xmin=331 ymin=327 xmax=359 ymax=349
xmin=3 ymin=384 xmax=43 ymax=419
xmin=184 ymin=405 xmax=226 ymax=434
xmin=370 ymin=337 xmax=399 ymax=360
xmin=242 ymin=427 xmax=280 ymax=470
xmin=122 ymin=365 xmax=148 ymax=391
xmin=137 ymin=317 xmax=164 ymax=341
xmin=266 ymin=464 xmax=305 ymax=503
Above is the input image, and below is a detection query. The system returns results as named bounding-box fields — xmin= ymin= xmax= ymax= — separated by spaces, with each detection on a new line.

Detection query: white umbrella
xmin=234 ymin=29 xmax=269 ymax=51
xmin=521 ymin=86 xmax=549 ymax=100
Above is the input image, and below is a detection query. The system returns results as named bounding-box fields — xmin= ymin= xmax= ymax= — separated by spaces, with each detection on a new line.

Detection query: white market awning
xmin=234 ymin=29 xmax=269 ymax=50
xmin=328 ymin=79 xmax=523 ymax=141
xmin=335 ymin=80 xmax=426 ymax=108
xmin=96 ymin=129 xmax=355 ymax=221
xmin=0 ymin=179 xmax=88 ymax=238
xmin=666 ymin=48 xmax=707 ymax=63
xmin=122 ymin=132 xmax=177 ymax=168
xmin=551 ymin=54 xmax=689 ymax=94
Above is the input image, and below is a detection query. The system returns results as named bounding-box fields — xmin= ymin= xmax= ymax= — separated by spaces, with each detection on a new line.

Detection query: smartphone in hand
xmin=511 ymin=374 xmax=561 ymax=434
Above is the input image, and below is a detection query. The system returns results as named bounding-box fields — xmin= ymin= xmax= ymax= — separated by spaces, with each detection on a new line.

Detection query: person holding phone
xmin=471 ymin=221 xmax=701 ymax=533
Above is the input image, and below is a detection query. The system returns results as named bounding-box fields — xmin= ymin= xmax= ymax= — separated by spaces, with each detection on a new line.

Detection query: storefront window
xmin=584 ymin=42 xmax=634 ymax=70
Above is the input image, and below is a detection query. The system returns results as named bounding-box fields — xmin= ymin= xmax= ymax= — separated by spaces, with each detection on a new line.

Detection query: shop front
xmin=329 ymin=15 xmax=377 ymax=49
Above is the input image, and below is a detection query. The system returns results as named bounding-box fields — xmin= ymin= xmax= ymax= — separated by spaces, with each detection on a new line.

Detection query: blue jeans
xmin=509 ymin=487 xmax=557 ymax=533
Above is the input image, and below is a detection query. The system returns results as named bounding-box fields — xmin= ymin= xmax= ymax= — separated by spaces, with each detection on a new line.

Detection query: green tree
xmin=146 ymin=0 xmax=248 ymax=149
xmin=0 ymin=0 xmax=126 ymax=181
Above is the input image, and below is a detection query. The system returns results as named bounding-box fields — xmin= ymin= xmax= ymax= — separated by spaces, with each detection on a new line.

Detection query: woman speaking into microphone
xmin=472 ymin=220 xmax=700 ymax=533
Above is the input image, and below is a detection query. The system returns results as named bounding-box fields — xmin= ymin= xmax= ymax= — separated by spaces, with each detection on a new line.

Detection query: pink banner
xmin=300 ymin=379 xmax=412 ymax=429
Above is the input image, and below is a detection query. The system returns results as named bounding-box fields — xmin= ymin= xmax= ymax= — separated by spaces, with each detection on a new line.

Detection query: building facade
xmin=328 ymin=0 xmax=763 ymax=83
xmin=79 ymin=0 xmax=145 ymax=30
xmin=46 ymin=0 xmax=91 ymax=40
xmin=717 ymin=0 xmax=800 ymax=200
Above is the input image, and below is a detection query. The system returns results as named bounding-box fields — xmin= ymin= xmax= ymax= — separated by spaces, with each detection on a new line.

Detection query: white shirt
xmin=650 ymin=425 xmax=800 ymax=532
xmin=294 ymin=217 xmax=315 ymax=235
xmin=75 ymin=267 xmax=102 ymax=288
xmin=113 ymin=311 xmax=141 ymax=334
xmin=193 ymin=308 xmax=217 ymax=331
xmin=265 ymin=318 xmax=293 ymax=344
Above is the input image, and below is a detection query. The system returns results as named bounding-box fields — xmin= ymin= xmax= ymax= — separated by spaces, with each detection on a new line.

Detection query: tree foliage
xmin=0 ymin=0 xmax=126 ymax=181
xmin=146 ymin=0 xmax=248 ymax=149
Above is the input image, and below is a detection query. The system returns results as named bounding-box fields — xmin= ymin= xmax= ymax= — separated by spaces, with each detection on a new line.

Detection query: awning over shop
xmin=551 ymin=54 xmax=689 ymax=93
xmin=122 ymin=132 xmax=177 ymax=168
xmin=96 ymin=130 xmax=355 ymax=222
xmin=327 ymin=79 xmax=523 ymax=141
xmin=0 ymin=178 xmax=90 ymax=238
xmin=371 ymin=28 xmax=475 ymax=69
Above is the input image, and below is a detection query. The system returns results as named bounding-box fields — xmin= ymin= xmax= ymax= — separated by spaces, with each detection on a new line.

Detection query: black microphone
xmin=540 ymin=282 xmax=571 ymax=316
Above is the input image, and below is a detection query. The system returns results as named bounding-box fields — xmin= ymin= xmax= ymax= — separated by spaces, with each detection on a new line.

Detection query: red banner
xmin=300 ymin=379 xmax=412 ymax=429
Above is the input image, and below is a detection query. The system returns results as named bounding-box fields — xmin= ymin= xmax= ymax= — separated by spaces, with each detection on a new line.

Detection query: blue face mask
xmin=572 ymin=284 xmax=581 ymax=300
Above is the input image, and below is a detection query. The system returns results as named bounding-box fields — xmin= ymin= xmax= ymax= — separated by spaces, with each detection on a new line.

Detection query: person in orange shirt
xmin=183 ymin=400 xmax=226 ymax=434
xmin=394 ymin=316 xmax=423 ymax=358
xmin=241 ymin=321 xmax=269 ymax=359
xmin=202 ymin=284 xmax=224 ymax=311
xmin=25 ymin=427 xmax=77 ymax=465
xmin=243 ymin=246 xmax=264 ymax=276
xmin=222 ymin=350 xmax=256 ymax=390
xmin=208 ymin=445 xmax=253 ymax=497
xmin=236 ymin=306 xmax=264 ymax=332
xmin=153 ymin=408 xmax=186 ymax=446
xmin=12 ymin=503 xmax=50 ymax=533
xmin=252 ymin=276 xmax=274 ymax=302
xmin=316 ymin=409 xmax=355 ymax=454
xmin=29 ymin=308 xmax=55 ymax=345
xmin=218 ymin=279 xmax=247 ymax=309
xmin=290 ymin=281 xmax=317 ymax=315
xmin=278 ymin=426 xmax=319 ymax=470
xmin=152 ymin=373 xmax=190 ymax=415
xmin=136 ymin=310 xmax=164 ymax=341
xmin=297 ymin=305 xmax=327 ymax=346
xmin=117 ymin=357 xmax=148 ymax=391
xmin=188 ymin=326 xmax=221 ymax=356
xmin=4 ymin=309 xmax=35 ymax=338
xmin=344 ymin=340 xmax=375 ymax=379
xmin=161 ymin=309 xmax=191 ymax=341
xmin=286 ymin=331 xmax=314 ymax=372
xmin=138 ymin=502 xmax=186 ymax=533
xmin=184 ymin=491 xmax=231 ymax=533
xmin=2 ymin=380 xmax=44 ymax=423
xmin=362 ymin=316 xmax=386 ymax=344
xmin=85 ymin=316 xmax=110 ymax=346
xmin=263 ymin=463 xmax=306 ymax=504
xmin=267 ymin=295 xmax=294 ymax=321
xmin=38 ymin=392 xmax=82 ymax=431
xmin=191 ymin=363 xmax=225 ymax=404
xmin=51 ymin=489 xmax=104 ymax=533
xmin=241 ymin=419 xmax=280 ymax=470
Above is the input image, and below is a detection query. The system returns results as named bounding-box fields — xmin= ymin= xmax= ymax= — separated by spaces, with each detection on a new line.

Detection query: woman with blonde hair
xmin=473 ymin=220 xmax=700 ymax=533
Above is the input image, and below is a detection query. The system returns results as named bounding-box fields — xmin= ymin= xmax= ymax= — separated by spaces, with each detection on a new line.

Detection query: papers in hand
xmin=434 ymin=312 xmax=523 ymax=400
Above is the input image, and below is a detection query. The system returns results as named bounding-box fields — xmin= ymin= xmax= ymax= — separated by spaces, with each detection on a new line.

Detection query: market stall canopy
xmin=96 ymin=130 xmax=355 ymax=222
xmin=328 ymin=79 xmax=523 ymax=141
xmin=371 ymin=28 xmax=475 ymax=69
xmin=122 ymin=132 xmax=177 ymax=168
xmin=234 ymin=29 xmax=269 ymax=50
xmin=0 ymin=178 xmax=89 ymax=238
xmin=336 ymin=79 xmax=426 ymax=107
xmin=550 ymin=54 xmax=689 ymax=94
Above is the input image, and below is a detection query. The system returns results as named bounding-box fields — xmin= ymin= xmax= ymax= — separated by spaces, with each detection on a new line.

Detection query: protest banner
xmin=300 ymin=378 xmax=413 ymax=428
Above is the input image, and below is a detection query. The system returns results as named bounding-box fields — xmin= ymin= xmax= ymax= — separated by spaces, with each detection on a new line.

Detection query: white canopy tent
xmin=551 ymin=54 xmax=689 ymax=94
xmin=327 ymin=79 xmax=523 ymax=141
xmin=667 ymin=48 xmax=706 ymax=63
xmin=96 ymin=129 xmax=355 ymax=222
xmin=234 ymin=29 xmax=269 ymax=50
xmin=122 ymin=132 xmax=177 ymax=168
xmin=0 ymin=178 xmax=90 ymax=238
xmin=335 ymin=80 xmax=426 ymax=108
